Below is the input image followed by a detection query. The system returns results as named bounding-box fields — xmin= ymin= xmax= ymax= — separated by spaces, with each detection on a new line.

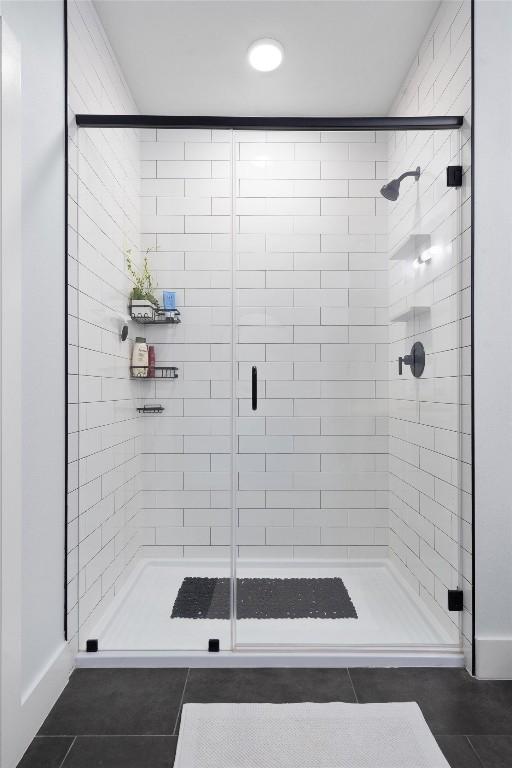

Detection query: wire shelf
xmin=130 ymin=308 xmax=181 ymax=325
xmin=130 ymin=366 xmax=178 ymax=379
xmin=137 ymin=404 xmax=165 ymax=414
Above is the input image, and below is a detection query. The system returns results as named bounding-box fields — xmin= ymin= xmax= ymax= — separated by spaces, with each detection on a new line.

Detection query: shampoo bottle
xmin=148 ymin=345 xmax=156 ymax=378
xmin=132 ymin=337 xmax=148 ymax=377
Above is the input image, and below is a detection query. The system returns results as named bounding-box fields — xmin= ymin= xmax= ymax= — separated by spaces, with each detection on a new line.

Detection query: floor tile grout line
xmin=57 ymin=736 xmax=76 ymax=768
xmin=465 ymin=735 xmax=488 ymax=767
xmin=173 ymin=667 xmax=190 ymax=736
xmin=346 ymin=669 xmax=359 ymax=702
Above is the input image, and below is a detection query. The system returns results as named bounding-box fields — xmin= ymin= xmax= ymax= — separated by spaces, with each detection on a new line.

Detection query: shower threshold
xmin=75 ymin=558 xmax=464 ymax=669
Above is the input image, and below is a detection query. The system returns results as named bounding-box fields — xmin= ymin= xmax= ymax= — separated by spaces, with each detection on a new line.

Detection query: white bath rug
xmin=174 ymin=701 xmax=449 ymax=768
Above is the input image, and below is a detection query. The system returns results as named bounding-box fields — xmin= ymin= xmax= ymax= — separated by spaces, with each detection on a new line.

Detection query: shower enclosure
xmin=68 ymin=118 xmax=470 ymax=663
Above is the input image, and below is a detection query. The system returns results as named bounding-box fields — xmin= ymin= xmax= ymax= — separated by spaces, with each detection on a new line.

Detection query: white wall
xmin=474 ymin=0 xmax=512 ymax=679
xmin=0 ymin=4 xmax=73 ymax=767
xmin=1 ymin=0 xmax=69 ymax=707
xmin=0 ymin=19 xmax=23 ymax=768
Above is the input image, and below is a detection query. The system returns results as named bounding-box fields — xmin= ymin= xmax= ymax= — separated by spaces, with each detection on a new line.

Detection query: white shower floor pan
xmin=76 ymin=559 xmax=464 ymax=668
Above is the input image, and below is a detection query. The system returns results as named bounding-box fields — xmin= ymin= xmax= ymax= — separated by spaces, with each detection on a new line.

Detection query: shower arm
xmin=396 ymin=168 xmax=420 ymax=184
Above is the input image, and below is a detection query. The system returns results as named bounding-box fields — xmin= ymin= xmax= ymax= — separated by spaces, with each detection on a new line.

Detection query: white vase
xmin=130 ymin=300 xmax=156 ymax=320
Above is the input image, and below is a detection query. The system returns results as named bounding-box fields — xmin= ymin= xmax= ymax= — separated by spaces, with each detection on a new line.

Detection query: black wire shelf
xmin=137 ymin=404 xmax=165 ymax=414
xmin=130 ymin=366 xmax=178 ymax=379
xmin=130 ymin=308 xmax=181 ymax=325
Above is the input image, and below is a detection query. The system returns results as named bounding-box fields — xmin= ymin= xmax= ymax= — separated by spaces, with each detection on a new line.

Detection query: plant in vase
xmin=126 ymin=248 xmax=159 ymax=320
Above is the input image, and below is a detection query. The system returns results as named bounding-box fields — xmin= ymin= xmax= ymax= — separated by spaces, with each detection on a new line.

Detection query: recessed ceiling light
xmin=248 ymin=39 xmax=284 ymax=72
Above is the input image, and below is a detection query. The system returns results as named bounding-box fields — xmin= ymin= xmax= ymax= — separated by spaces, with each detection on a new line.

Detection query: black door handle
xmin=251 ymin=366 xmax=257 ymax=411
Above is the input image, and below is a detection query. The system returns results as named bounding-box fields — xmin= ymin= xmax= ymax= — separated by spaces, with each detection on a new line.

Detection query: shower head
xmin=380 ymin=166 xmax=421 ymax=201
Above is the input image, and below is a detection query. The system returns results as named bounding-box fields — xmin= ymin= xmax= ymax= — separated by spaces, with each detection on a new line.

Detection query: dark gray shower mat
xmin=170 ymin=577 xmax=357 ymax=620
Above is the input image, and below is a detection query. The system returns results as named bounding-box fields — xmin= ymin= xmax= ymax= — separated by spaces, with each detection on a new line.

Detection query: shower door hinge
xmin=86 ymin=639 xmax=99 ymax=653
xmin=447 ymin=589 xmax=464 ymax=612
xmin=446 ymin=166 xmax=463 ymax=187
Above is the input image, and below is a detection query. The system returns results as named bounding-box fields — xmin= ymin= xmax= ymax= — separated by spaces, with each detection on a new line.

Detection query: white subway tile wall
xmin=387 ymin=0 xmax=472 ymax=662
xmin=138 ymin=129 xmax=389 ymax=563
xmin=235 ymin=129 xmax=390 ymax=562
xmin=67 ymin=0 xmax=142 ymax=643
xmin=137 ymin=130 xmax=234 ymax=565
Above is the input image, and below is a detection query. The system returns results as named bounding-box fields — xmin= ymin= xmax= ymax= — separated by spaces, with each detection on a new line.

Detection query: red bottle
xmin=148 ymin=345 xmax=155 ymax=378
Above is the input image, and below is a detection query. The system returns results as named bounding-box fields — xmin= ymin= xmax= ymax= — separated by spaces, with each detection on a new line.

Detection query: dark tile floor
xmin=18 ymin=667 xmax=512 ymax=768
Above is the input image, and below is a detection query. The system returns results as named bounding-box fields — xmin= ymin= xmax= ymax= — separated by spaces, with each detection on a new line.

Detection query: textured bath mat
xmin=170 ymin=577 xmax=357 ymax=619
xmin=174 ymin=702 xmax=450 ymax=768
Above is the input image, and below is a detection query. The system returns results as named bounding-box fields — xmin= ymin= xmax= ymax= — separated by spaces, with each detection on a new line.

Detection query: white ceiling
xmin=93 ymin=0 xmax=440 ymax=116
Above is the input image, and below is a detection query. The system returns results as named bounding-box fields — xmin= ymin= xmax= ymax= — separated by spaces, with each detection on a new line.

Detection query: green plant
xmin=125 ymin=248 xmax=159 ymax=307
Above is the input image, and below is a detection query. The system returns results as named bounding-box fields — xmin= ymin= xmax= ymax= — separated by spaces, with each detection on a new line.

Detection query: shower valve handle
xmin=398 ymin=354 xmax=413 ymax=375
xmin=398 ymin=342 xmax=425 ymax=378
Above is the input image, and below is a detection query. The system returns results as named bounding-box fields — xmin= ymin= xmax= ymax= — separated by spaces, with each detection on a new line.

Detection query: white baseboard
xmin=475 ymin=636 xmax=512 ymax=679
xmin=12 ymin=641 xmax=73 ymax=768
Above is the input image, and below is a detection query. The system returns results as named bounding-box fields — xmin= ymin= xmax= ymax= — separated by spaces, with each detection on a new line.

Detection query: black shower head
xmin=380 ymin=166 xmax=421 ymax=201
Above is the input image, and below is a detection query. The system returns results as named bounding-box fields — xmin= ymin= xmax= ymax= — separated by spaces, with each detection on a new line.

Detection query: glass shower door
xmin=232 ymin=126 xmax=467 ymax=652
xmin=75 ymin=126 xmax=235 ymax=652
xmin=387 ymin=128 xmax=468 ymax=652
xmin=73 ymin=122 xmax=467 ymax=655
xmin=233 ymin=128 xmax=390 ymax=648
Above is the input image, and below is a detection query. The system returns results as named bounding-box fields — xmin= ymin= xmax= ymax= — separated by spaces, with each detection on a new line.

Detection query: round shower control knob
xmin=398 ymin=341 xmax=425 ymax=378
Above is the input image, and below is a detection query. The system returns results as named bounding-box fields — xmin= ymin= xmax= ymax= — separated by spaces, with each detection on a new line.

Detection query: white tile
xmin=236 ymin=160 xmax=320 ymax=180
xmin=239 ymin=216 xmax=293 ymax=234
xmin=295 ymin=143 xmax=349 ymax=160
xmin=156 ymin=527 xmax=210 ymax=545
xmin=185 ymin=143 xmax=231 ymax=160
xmin=239 ymin=143 xmax=294 ymax=161
xmin=266 ymin=344 xmax=320 ymax=362
xmin=239 ymin=508 xmax=294 ymax=526
xmin=349 ymin=143 xmax=389 ymax=161
xmin=141 ymin=179 xmax=184 ymax=196
xmin=237 ymin=198 xmax=320 ymax=216
xmin=238 ymin=326 xmax=293 ymax=344
xmin=321 ymin=161 xmax=375 ymax=179
xmin=158 ymin=161 xmax=211 ymax=178
xmin=157 ymin=197 xmax=211 ymax=216
xmin=186 ymin=216 xmax=231 ymax=233
xmin=294 ymin=216 xmax=348 ymax=234
xmin=142 ymin=215 xmax=184 ymax=233
xmin=266 ymin=417 xmax=320 ymax=435
xmin=266 ymin=526 xmax=321 ymax=545
xmin=238 ymin=289 xmax=293 ymax=306
xmin=321 ymin=198 xmax=375 ymax=216
xmin=186 ymin=178 xmax=231 ymax=197
xmin=349 ymin=215 xmax=387 ymax=234
xmin=141 ymin=142 xmax=184 ymax=160
xmin=267 ymin=234 xmax=320 ymax=252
